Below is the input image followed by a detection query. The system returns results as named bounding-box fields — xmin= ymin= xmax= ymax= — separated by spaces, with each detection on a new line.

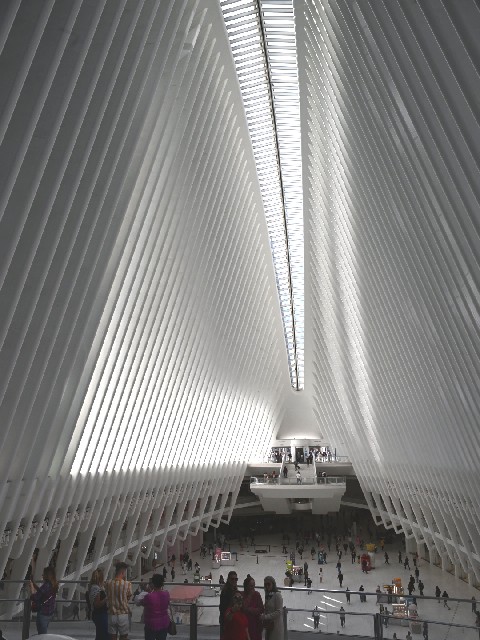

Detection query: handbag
xmin=168 ymin=605 xmax=177 ymax=635
xmin=263 ymin=619 xmax=274 ymax=632
xmin=31 ymin=592 xmax=53 ymax=613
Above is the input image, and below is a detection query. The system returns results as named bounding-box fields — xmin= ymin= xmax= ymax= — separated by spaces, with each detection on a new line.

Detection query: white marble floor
xmin=3 ymin=529 xmax=479 ymax=640
xmin=192 ymin=530 xmax=479 ymax=639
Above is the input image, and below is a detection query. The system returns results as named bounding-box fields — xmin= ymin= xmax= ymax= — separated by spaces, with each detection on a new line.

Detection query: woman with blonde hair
xmin=89 ymin=567 xmax=108 ymax=640
xmin=261 ymin=576 xmax=283 ymax=640
xmin=30 ymin=566 xmax=58 ymax=634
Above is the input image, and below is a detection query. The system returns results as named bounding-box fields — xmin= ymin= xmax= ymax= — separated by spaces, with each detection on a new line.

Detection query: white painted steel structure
xmin=0 ymin=0 xmax=480 ymax=605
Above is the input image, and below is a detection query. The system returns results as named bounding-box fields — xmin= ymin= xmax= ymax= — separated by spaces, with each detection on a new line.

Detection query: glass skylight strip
xmin=220 ymin=0 xmax=304 ymax=389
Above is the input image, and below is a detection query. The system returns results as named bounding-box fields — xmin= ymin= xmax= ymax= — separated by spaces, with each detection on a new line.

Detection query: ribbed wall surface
xmin=2 ymin=0 xmax=480 ymax=593
xmin=0 ymin=0 xmax=288 ymax=588
xmin=303 ymin=0 xmax=480 ymax=580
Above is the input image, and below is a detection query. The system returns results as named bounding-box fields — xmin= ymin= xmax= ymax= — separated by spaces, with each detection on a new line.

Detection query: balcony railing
xmin=250 ymin=476 xmax=346 ymax=486
xmin=1 ymin=581 xmax=479 ymax=640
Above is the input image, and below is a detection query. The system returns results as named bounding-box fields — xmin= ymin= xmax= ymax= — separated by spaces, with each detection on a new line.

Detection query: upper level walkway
xmin=249 ymin=460 xmax=347 ymax=514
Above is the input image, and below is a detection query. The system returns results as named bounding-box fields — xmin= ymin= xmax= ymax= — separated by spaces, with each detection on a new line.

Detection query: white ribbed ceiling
xmin=1 ymin=0 xmax=480 ymax=585
xmin=301 ymin=0 xmax=480 ymax=581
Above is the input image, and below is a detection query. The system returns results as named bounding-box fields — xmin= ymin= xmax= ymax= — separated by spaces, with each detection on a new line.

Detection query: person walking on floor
xmin=339 ymin=606 xmax=346 ymax=628
xmin=306 ymin=577 xmax=312 ymax=594
xmin=384 ymin=551 xmax=389 ymax=564
xmin=312 ymin=606 xmax=320 ymax=629
xmin=404 ymin=556 xmax=410 ymax=570
xmin=435 ymin=585 xmax=441 ymax=603
xmin=338 ymin=572 xmax=343 ymax=588
xmin=418 ymin=579 xmax=424 ymax=596
xmin=345 ymin=587 xmax=350 ymax=604
xmin=383 ymin=607 xmax=389 ymax=628
xmin=423 ymin=620 xmax=428 ymax=639
xmin=442 ymin=591 xmax=450 ymax=609
xmin=398 ymin=551 xmax=402 ymax=564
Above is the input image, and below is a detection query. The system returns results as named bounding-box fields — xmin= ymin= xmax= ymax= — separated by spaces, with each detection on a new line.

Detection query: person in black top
xmin=219 ymin=571 xmax=238 ymax=636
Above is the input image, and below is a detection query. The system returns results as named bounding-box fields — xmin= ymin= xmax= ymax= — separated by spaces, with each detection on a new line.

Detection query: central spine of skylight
xmin=220 ymin=0 xmax=304 ymax=390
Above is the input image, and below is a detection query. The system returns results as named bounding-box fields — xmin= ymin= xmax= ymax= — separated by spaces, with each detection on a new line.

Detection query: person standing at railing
xmin=242 ymin=575 xmax=263 ymax=640
xmin=224 ymin=592 xmax=250 ymax=640
xmin=261 ymin=577 xmax=283 ymax=640
xmin=30 ymin=566 xmax=58 ymax=634
xmin=138 ymin=574 xmax=170 ymax=640
xmin=105 ymin=562 xmax=132 ymax=640
xmin=89 ymin=568 xmax=108 ymax=640
xmin=220 ymin=571 xmax=239 ymax=637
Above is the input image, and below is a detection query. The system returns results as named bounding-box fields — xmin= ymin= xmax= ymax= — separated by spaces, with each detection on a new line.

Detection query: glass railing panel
xmin=286 ymin=604 xmax=376 ymax=637
xmin=379 ymin=613 xmax=479 ymax=639
xmin=196 ymin=602 xmax=219 ymax=619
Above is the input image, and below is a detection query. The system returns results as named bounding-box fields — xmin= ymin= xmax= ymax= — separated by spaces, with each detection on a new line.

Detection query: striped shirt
xmin=105 ymin=578 xmax=132 ymax=615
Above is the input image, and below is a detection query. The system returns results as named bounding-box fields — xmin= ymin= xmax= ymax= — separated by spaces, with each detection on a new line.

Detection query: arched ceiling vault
xmin=0 ymin=0 xmax=480 ymax=583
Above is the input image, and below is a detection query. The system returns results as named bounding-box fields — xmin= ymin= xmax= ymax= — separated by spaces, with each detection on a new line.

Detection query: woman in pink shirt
xmin=140 ymin=574 xmax=171 ymax=640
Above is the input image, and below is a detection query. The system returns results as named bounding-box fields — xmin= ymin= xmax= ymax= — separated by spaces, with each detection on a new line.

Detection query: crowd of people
xmin=23 ymin=520 xmax=480 ymax=640
xmin=219 ymin=570 xmax=283 ymax=640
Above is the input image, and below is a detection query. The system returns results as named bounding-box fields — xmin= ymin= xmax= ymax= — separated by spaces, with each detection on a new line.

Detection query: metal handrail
xmin=250 ymin=476 xmax=346 ymax=485
xmin=1 ymin=593 xmax=477 ymax=640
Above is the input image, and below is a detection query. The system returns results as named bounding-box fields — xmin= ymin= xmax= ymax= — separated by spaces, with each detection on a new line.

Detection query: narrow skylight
xmin=220 ymin=0 xmax=304 ymax=390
